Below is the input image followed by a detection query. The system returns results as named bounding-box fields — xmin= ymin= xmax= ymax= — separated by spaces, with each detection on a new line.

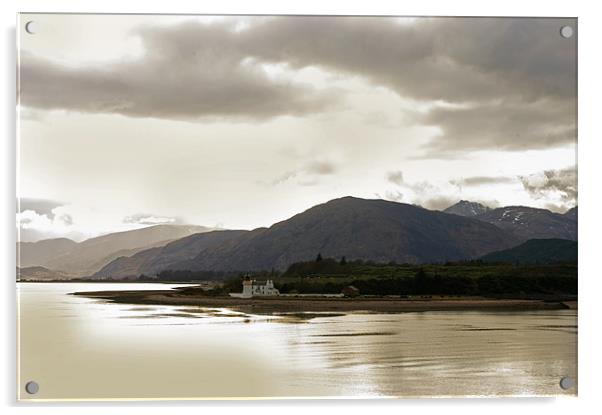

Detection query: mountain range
xmin=94 ymin=197 xmax=520 ymax=277
xmin=18 ymin=224 xmax=212 ymax=277
xmin=93 ymin=230 xmax=248 ymax=278
xmin=18 ymin=237 xmax=78 ymax=267
xmin=445 ymin=201 xmax=577 ymax=241
xmin=474 ymin=206 xmax=577 ymax=241
xmin=18 ymin=197 xmax=578 ymax=280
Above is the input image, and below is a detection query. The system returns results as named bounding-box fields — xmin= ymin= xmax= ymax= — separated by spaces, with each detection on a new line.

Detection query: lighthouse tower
xmin=241 ymin=275 xmax=253 ymax=298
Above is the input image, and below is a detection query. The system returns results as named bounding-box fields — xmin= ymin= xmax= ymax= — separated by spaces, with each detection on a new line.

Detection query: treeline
xmin=275 ymin=256 xmax=577 ymax=297
xmin=139 ymin=256 xmax=577 ymax=297
xmin=276 ymin=270 xmax=576 ymax=297
xmin=281 ymin=257 xmax=576 ymax=279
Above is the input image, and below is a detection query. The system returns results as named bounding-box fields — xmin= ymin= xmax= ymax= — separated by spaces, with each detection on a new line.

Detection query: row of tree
xmin=276 ymin=268 xmax=576 ymax=296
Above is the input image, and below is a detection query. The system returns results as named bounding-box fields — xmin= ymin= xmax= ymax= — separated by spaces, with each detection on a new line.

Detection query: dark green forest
xmin=272 ymin=257 xmax=576 ymax=297
xmin=148 ymin=255 xmax=576 ymax=298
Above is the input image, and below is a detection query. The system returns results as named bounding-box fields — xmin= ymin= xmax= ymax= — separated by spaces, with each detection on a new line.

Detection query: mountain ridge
xmin=564 ymin=206 xmax=578 ymax=220
xmin=93 ymin=229 xmax=248 ymax=278
xmin=475 ymin=206 xmax=577 ymax=241
xmin=97 ymin=196 xmax=521 ymax=278
xmin=18 ymin=224 xmax=214 ymax=276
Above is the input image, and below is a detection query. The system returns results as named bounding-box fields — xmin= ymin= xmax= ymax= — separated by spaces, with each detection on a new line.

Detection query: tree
xmin=340 ymin=256 xmax=347 ymax=265
xmin=316 ymin=253 xmax=323 ymax=262
xmin=414 ymin=268 xmax=429 ymax=294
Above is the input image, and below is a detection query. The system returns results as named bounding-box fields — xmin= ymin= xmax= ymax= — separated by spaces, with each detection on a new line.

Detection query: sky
xmin=17 ymin=14 xmax=577 ymax=242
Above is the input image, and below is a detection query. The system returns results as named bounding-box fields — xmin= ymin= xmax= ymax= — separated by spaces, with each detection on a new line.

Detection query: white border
xmin=2 ymin=0 xmax=601 ymax=414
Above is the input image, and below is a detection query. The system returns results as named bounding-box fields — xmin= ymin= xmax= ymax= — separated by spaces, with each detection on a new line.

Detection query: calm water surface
xmin=17 ymin=283 xmax=577 ymax=400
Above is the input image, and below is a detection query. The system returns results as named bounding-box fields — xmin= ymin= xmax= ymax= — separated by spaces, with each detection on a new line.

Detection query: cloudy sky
xmin=17 ymin=14 xmax=577 ymax=242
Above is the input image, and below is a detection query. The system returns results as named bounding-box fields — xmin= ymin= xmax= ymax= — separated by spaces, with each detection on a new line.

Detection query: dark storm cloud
xmin=519 ymin=166 xmax=577 ymax=204
xmin=236 ymin=17 xmax=576 ymax=154
xmin=18 ymin=198 xmax=62 ymax=216
xmin=19 ymin=20 xmax=338 ymax=121
xmin=242 ymin=17 xmax=575 ymax=101
xmin=421 ymin=99 xmax=576 ymax=153
xmin=20 ymin=17 xmax=575 ymax=151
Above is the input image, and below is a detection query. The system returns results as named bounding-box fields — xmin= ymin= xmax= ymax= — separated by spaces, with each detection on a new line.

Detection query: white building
xmin=229 ymin=275 xmax=280 ymax=298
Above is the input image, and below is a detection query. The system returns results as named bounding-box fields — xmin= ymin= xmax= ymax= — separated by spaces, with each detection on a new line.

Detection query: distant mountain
xmin=480 ymin=238 xmax=577 ymax=264
xmin=18 ymin=224 xmax=213 ymax=277
xmin=564 ymin=206 xmax=578 ymax=220
xmin=18 ymin=238 xmax=78 ymax=267
xmin=17 ymin=266 xmax=73 ymax=281
xmin=96 ymin=197 xmax=521 ymax=278
xmin=179 ymin=197 xmax=520 ymax=272
xmin=92 ymin=230 xmax=248 ymax=279
xmin=443 ymin=200 xmax=491 ymax=217
xmin=475 ymin=206 xmax=577 ymax=241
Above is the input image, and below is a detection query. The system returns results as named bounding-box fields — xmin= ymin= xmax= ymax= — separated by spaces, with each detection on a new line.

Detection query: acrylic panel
xmin=16 ymin=14 xmax=577 ymax=401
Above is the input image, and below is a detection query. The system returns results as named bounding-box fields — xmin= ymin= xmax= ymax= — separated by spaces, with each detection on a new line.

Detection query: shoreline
xmin=72 ymin=288 xmax=577 ymax=314
xmin=17 ymin=280 xmax=201 ymax=284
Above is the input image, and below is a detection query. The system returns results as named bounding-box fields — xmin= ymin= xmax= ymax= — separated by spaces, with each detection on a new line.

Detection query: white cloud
xmin=519 ymin=166 xmax=577 ymax=210
xmin=17 ymin=204 xmax=154 ymax=242
xmin=123 ymin=213 xmax=178 ymax=225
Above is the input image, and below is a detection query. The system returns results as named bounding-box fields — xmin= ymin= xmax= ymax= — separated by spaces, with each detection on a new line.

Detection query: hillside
xmin=17 ymin=266 xmax=73 ymax=281
xmin=92 ymin=230 xmax=248 ymax=278
xmin=564 ymin=206 xmax=578 ymax=220
xmin=19 ymin=224 xmax=213 ymax=277
xmin=138 ymin=196 xmax=521 ymax=274
xmin=18 ymin=238 xmax=78 ymax=267
xmin=176 ymin=197 xmax=520 ymax=272
xmin=480 ymin=238 xmax=577 ymax=264
xmin=475 ymin=206 xmax=577 ymax=241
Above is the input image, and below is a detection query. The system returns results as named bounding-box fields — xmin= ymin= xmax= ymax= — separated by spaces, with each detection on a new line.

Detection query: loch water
xmin=17 ymin=283 xmax=577 ymax=400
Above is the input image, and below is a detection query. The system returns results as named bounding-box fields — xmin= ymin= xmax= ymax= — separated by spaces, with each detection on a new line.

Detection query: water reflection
xmin=18 ymin=283 xmax=577 ymax=400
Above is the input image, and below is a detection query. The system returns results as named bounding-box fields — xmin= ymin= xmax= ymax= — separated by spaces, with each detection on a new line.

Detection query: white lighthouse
xmin=241 ymin=275 xmax=253 ymax=298
xmin=230 ymin=275 xmax=280 ymax=298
